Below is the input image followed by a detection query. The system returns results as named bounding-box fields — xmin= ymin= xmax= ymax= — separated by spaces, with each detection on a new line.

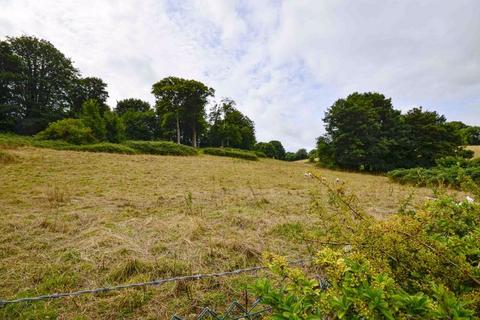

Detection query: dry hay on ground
xmin=0 ymin=147 xmax=454 ymax=318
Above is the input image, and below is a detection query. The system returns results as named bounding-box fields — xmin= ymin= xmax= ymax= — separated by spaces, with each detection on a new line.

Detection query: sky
xmin=1 ymin=0 xmax=479 ymax=150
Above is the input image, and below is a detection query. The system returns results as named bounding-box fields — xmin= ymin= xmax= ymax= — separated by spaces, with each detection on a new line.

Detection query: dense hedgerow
xmin=67 ymin=143 xmax=136 ymax=154
xmin=202 ymin=147 xmax=258 ymax=161
xmin=0 ymin=134 xmax=195 ymax=156
xmin=253 ymin=150 xmax=267 ymax=158
xmin=124 ymin=140 xmax=198 ymax=156
xmin=388 ymin=156 xmax=480 ymax=188
xmin=254 ymin=176 xmax=480 ymax=319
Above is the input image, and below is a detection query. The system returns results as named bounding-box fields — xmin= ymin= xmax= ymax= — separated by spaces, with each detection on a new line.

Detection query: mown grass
xmin=202 ymin=147 xmax=258 ymax=161
xmin=467 ymin=145 xmax=480 ymax=158
xmin=0 ymin=149 xmax=18 ymax=165
xmin=0 ymin=145 xmax=455 ymax=318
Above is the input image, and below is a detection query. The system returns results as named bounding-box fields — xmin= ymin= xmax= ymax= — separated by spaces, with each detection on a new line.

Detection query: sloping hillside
xmin=0 ymin=147 xmax=440 ymax=318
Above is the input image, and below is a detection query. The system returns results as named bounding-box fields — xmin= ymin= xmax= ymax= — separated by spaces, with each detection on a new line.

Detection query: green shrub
xmin=202 ymin=147 xmax=258 ymax=161
xmin=35 ymin=118 xmax=96 ymax=145
xmin=254 ymin=177 xmax=480 ymax=318
xmin=68 ymin=143 xmax=136 ymax=155
xmin=80 ymin=99 xmax=106 ymax=140
xmin=104 ymin=111 xmax=126 ymax=143
xmin=388 ymin=157 xmax=480 ymax=188
xmin=124 ymin=140 xmax=198 ymax=156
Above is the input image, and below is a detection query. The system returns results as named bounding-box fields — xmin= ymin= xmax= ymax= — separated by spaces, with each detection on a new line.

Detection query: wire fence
xmin=0 ymin=258 xmax=310 ymax=310
xmin=171 ymin=298 xmax=271 ymax=320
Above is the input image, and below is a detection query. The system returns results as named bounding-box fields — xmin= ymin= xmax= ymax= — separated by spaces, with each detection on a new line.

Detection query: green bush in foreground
xmin=202 ymin=147 xmax=258 ymax=161
xmin=388 ymin=156 xmax=480 ymax=189
xmin=254 ymin=176 xmax=479 ymax=319
xmin=124 ymin=140 xmax=198 ymax=156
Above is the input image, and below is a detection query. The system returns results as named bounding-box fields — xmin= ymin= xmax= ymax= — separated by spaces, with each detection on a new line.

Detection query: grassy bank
xmin=0 ymin=145 xmax=454 ymax=318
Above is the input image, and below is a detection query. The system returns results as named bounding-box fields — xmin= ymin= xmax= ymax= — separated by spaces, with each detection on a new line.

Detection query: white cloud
xmin=1 ymin=0 xmax=479 ymax=150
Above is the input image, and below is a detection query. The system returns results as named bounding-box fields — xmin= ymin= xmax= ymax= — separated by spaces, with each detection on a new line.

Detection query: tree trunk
xmin=176 ymin=113 xmax=180 ymax=144
xmin=192 ymin=122 xmax=197 ymax=148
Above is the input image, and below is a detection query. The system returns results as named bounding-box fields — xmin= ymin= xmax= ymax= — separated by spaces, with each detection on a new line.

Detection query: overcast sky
xmin=1 ymin=0 xmax=479 ymax=150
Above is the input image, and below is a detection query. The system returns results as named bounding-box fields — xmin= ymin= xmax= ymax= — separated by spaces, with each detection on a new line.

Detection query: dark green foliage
xmin=254 ymin=141 xmax=286 ymax=160
xmin=401 ymin=108 xmax=463 ymax=168
xmin=115 ymin=98 xmax=151 ymax=115
xmin=202 ymin=147 xmax=258 ymax=161
xmin=285 ymin=148 xmax=309 ymax=161
xmin=285 ymin=152 xmax=296 ymax=161
xmin=5 ymin=36 xmax=79 ymax=134
xmin=0 ymin=36 xmax=111 ymax=136
xmin=308 ymin=149 xmax=317 ymax=162
xmin=35 ymin=118 xmax=95 ymax=145
xmin=461 ymin=126 xmax=480 ymax=145
xmin=80 ymin=99 xmax=106 ymax=140
xmin=254 ymin=142 xmax=276 ymax=158
xmin=152 ymin=76 xmax=214 ymax=147
xmin=103 ymin=111 xmax=126 ymax=143
xmin=321 ymin=92 xmax=402 ymax=171
xmin=0 ymin=41 xmax=23 ymax=132
xmin=124 ymin=140 xmax=198 ymax=156
xmin=206 ymin=98 xmax=256 ymax=150
xmin=318 ymin=93 xmax=465 ymax=172
xmin=269 ymin=140 xmax=286 ymax=160
xmin=121 ymin=110 xmax=157 ymax=141
xmin=70 ymin=77 xmax=109 ymax=116
xmin=388 ymin=156 xmax=480 ymax=188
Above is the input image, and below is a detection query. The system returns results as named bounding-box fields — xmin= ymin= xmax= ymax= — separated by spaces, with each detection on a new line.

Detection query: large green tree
xmin=255 ymin=140 xmax=286 ymax=160
xmin=121 ymin=110 xmax=157 ymax=141
xmin=70 ymin=77 xmax=109 ymax=116
xmin=207 ymin=98 xmax=256 ymax=149
xmin=80 ymin=99 xmax=106 ymax=140
xmin=0 ymin=41 xmax=23 ymax=131
xmin=115 ymin=98 xmax=151 ymax=115
xmin=6 ymin=36 xmax=79 ymax=134
xmin=401 ymin=107 xmax=463 ymax=167
xmin=461 ymin=126 xmax=480 ymax=145
xmin=318 ymin=93 xmax=466 ymax=171
xmin=320 ymin=92 xmax=403 ymax=171
xmin=152 ymin=77 xmax=214 ymax=147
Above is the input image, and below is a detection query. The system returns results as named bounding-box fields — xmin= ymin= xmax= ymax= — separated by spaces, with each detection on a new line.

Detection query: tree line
xmin=317 ymin=92 xmax=480 ymax=172
xmin=0 ymin=35 xmax=295 ymax=157
xmin=3 ymin=36 xmax=477 ymax=167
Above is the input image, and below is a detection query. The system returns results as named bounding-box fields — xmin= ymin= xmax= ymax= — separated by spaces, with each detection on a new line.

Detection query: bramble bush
xmin=253 ymin=175 xmax=479 ymax=319
xmin=202 ymin=147 xmax=258 ymax=161
xmin=388 ymin=156 xmax=480 ymax=189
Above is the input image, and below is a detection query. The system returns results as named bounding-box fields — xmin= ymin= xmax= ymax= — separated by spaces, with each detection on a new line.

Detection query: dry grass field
xmin=467 ymin=145 xmax=480 ymax=158
xmin=0 ymin=146 xmax=454 ymax=319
